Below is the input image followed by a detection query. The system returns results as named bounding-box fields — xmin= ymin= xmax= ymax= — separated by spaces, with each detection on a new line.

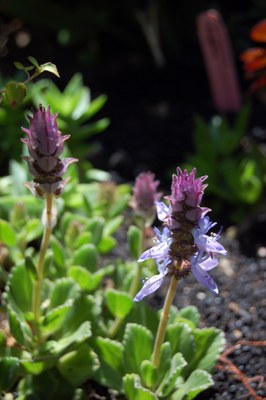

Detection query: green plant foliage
xmin=184 ymin=105 xmax=266 ymax=222
xmin=105 ymin=289 xmax=134 ymax=318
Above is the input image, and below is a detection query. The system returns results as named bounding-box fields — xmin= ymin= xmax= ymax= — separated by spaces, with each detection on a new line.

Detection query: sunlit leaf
xmin=0 ymin=219 xmax=16 ymax=246
xmin=171 ymin=369 xmax=213 ymax=400
xmin=39 ymin=62 xmax=60 ymax=77
xmin=106 ymin=289 xmax=133 ymax=319
xmin=123 ymin=374 xmax=158 ymax=400
xmin=123 ymin=323 xmax=153 ymax=374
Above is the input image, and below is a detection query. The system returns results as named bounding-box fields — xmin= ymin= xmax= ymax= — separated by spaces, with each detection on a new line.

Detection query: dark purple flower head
xmin=165 ymin=167 xmax=210 ymax=224
xmin=130 ymin=172 xmax=161 ymax=225
xmin=134 ymin=168 xmax=227 ymax=302
xmin=21 ymin=106 xmax=78 ymax=198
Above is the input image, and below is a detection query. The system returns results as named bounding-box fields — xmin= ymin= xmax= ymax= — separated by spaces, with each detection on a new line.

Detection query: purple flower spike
xmin=130 ymin=172 xmax=161 ymax=225
xmin=134 ymin=168 xmax=227 ymax=302
xmin=21 ymin=106 xmax=78 ymax=198
xmin=165 ymin=167 xmax=210 ymax=223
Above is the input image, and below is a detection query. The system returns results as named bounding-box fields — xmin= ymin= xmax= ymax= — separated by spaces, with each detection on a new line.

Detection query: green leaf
xmin=140 ymin=360 xmax=158 ymax=388
xmin=68 ymin=266 xmax=93 ymax=291
xmin=23 ymin=218 xmax=43 ymax=243
xmin=0 ymin=218 xmax=16 ymax=246
xmin=61 ymin=295 xmax=102 ymax=336
xmin=103 ymin=215 xmax=124 ymax=236
xmin=0 ymin=357 xmax=20 ymax=391
xmin=123 ymin=323 xmax=153 ymax=374
xmin=48 ymin=278 xmax=80 ymax=309
xmin=109 ymin=193 xmax=131 ymax=218
xmin=14 ymin=61 xmax=26 ymax=69
xmin=175 ymin=306 xmax=200 ymax=328
xmin=7 ymin=263 xmax=33 ymax=312
xmin=85 ymin=94 xmax=108 ymax=119
xmin=186 ymin=328 xmax=225 ymax=375
xmin=72 ymin=243 xmax=98 ymax=271
xmin=93 ymin=337 xmax=123 ymax=390
xmin=85 ymin=168 xmax=111 ymax=182
xmin=106 ymin=289 xmax=133 ymax=319
xmin=85 ymin=263 xmax=105 ymax=288
xmin=74 ymin=232 xmax=92 ymax=248
xmin=5 ymin=81 xmax=27 ymax=108
xmin=17 ymin=368 xmax=77 ymax=400
xmin=21 ymin=357 xmax=57 ymax=375
xmin=123 ymin=374 xmax=158 ymax=400
xmin=94 ymin=337 xmax=123 ymax=371
xmin=166 ymin=322 xmax=195 ymax=364
xmin=158 ymin=342 xmax=172 ymax=378
xmin=25 ymin=256 xmax=37 ymax=279
xmin=58 ymin=343 xmax=99 ymax=386
xmin=42 ymin=301 xmax=73 ymax=336
xmin=85 ymin=217 xmax=104 ymax=245
xmin=28 ymin=56 xmax=39 ymax=67
xmin=125 ymin=302 xmax=158 ymax=336
xmin=51 ymin=236 xmax=65 ymax=269
xmin=171 ymin=369 xmax=213 ymax=400
xmin=128 ymin=225 xmax=142 ymax=259
xmin=89 ymin=264 xmax=115 ymax=291
xmin=39 ymin=62 xmax=60 ymax=77
xmin=98 ymin=235 xmax=116 ymax=254
xmin=7 ymin=306 xmax=32 ymax=347
xmin=54 ymin=321 xmax=91 ymax=356
xmin=159 ymin=353 xmax=187 ymax=397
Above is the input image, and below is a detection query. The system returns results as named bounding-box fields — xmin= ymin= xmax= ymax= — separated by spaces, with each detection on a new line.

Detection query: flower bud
xmin=130 ymin=172 xmax=161 ymax=226
xmin=21 ymin=106 xmax=78 ymax=198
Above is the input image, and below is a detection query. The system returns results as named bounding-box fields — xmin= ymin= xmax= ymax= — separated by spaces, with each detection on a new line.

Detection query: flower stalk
xmin=152 ymin=274 xmax=179 ymax=368
xmin=32 ymin=193 xmax=53 ymax=341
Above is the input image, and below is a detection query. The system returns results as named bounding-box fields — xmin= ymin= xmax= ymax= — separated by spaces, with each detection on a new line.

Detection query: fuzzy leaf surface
xmin=123 ymin=323 xmax=153 ymax=374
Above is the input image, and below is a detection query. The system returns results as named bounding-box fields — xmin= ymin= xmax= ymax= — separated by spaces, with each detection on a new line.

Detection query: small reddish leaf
xmin=5 ymin=81 xmax=27 ymax=108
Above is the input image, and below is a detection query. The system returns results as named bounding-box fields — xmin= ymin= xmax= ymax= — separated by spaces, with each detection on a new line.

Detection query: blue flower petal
xmin=138 ymin=242 xmax=170 ymax=262
xmin=191 ymin=263 xmax=219 ymax=294
xmin=134 ymin=274 xmax=165 ymax=302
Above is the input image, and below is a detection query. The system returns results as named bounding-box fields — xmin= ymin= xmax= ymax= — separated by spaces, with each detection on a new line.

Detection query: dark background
xmin=0 ymin=0 xmax=266 ymax=184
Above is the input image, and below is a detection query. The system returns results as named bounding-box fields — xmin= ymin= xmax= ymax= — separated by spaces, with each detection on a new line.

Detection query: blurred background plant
xmin=183 ymin=105 xmax=266 ymax=224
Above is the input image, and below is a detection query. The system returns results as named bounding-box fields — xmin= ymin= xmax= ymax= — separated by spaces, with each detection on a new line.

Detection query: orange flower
xmin=240 ymin=20 xmax=266 ymax=91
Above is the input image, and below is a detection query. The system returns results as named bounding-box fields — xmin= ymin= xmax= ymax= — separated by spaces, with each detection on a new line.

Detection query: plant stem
xmin=32 ymin=194 xmax=53 ymax=340
xmin=152 ymin=274 xmax=179 ymax=368
xmin=129 ymin=227 xmax=145 ymax=298
xmin=108 ymin=226 xmax=145 ymax=339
